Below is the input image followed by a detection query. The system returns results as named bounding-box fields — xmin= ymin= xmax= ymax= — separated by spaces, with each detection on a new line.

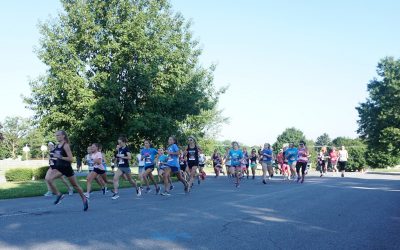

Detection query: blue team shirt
xmin=229 ymin=149 xmax=243 ymax=167
xmin=285 ymin=147 xmax=298 ymax=162
xmin=167 ymin=144 xmax=179 ymax=167
xmin=261 ymin=149 xmax=273 ymax=162
xmin=141 ymin=148 xmax=158 ymax=167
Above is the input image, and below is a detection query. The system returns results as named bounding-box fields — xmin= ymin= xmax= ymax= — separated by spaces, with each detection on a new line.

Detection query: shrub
xmin=33 ymin=166 xmax=49 ymax=180
xmin=5 ymin=168 xmax=33 ymax=182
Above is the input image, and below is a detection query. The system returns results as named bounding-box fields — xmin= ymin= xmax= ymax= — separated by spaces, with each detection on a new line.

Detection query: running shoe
xmin=54 ymin=194 xmax=65 ymax=205
xmin=102 ymin=187 xmax=107 ymax=195
xmin=83 ymin=199 xmax=89 ymax=211
xmin=44 ymin=191 xmax=53 ymax=197
xmin=136 ymin=187 xmax=142 ymax=197
xmin=198 ymin=177 xmax=201 ymax=185
xmin=247 ymin=175 xmax=249 ymax=179
xmin=170 ymin=185 xmax=174 ymax=190
xmin=184 ymin=181 xmax=190 ymax=193
xmin=301 ymin=178 xmax=304 ymax=184
xmin=84 ymin=192 xmax=90 ymax=199
xmin=320 ymin=174 xmax=323 ymax=177
xmin=252 ymin=176 xmax=255 ymax=180
xmin=111 ymin=193 xmax=119 ymax=200
xmin=235 ymin=182 xmax=240 ymax=188
xmin=68 ymin=188 xmax=74 ymax=196
xmin=146 ymin=187 xmax=152 ymax=193
xmin=341 ymin=173 xmax=344 ymax=177
xmin=160 ymin=191 xmax=171 ymax=196
xmin=297 ymin=177 xmax=301 ymax=183
xmin=262 ymin=179 xmax=267 ymax=184
xmin=156 ymin=186 xmax=161 ymax=195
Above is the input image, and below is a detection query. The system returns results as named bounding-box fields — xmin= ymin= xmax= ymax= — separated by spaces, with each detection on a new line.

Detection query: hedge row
xmin=5 ymin=166 xmax=49 ymax=182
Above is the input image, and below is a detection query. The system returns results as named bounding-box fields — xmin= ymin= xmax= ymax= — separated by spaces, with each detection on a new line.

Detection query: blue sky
xmin=1 ymin=0 xmax=399 ymax=146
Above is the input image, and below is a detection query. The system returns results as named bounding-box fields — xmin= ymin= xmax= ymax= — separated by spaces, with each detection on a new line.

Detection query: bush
xmin=33 ymin=166 xmax=49 ymax=180
xmin=5 ymin=168 xmax=33 ymax=182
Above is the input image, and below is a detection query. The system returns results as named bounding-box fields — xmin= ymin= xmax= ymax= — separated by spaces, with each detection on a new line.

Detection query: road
xmin=0 ymin=172 xmax=399 ymax=250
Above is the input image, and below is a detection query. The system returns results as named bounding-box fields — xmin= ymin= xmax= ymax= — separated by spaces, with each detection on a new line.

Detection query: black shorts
xmin=54 ymin=165 xmax=74 ymax=177
xmin=296 ymin=161 xmax=307 ymax=174
xmin=188 ymin=161 xmax=198 ymax=169
xmin=339 ymin=161 xmax=347 ymax=171
xmin=199 ymin=164 xmax=205 ymax=168
xmin=180 ymin=164 xmax=187 ymax=171
xmin=49 ymin=165 xmax=56 ymax=170
xmin=145 ymin=165 xmax=155 ymax=171
xmin=245 ymin=164 xmax=249 ymax=168
xmin=93 ymin=168 xmax=106 ymax=175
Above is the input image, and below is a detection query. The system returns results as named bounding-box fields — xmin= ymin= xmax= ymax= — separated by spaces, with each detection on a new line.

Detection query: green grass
xmin=368 ymin=167 xmax=400 ymax=172
xmin=0 ymin=174 xmax=169 ymax=200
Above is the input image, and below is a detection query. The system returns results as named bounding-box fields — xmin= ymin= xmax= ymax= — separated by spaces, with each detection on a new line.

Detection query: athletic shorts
xmin=250 ymin=163 xmax=256 ymax=168
xmin=245 ymin=164 xmax=249 ymax=168
xmin=296 ymin=161 xmax=307 ymax=174
xmin=215 ymin=164 xmax=222 ymax=168
xmin=139 ymin=167 xmax=145 ymax=174
xmin=330 ymin=161 xmax=338 ymax=166
xmin=49 ymin=165 xmax=56 ymax=170
xmin=188 ymin=161 xmax=198 ymax=169
xmin=339 ymin=161 xmax=347 ymax=171
xmin=288 ymin=161 xmax=297 ymax=167
xmin=180 ymin=164 xmax=186 ymax=171
xmin=118 ymin=167 xmax=131 ymax=174
xmin=261 ymin=161 xmax=273 ymax=170
xmin=54 ymin=165 xmax=74 ymax=178
xmin=144 ymin=165 xmax=155 ymax=171
xmin=199 ymin=164 xmax=205 ymax=168
xmin=281 ymin=164 xmax=289 ymax=172
xmin=93 ymin=168 xmax=106 ymax=175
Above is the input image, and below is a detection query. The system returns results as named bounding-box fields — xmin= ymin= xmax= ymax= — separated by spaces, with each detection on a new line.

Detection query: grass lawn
xmin=0 ymin=174 xmax=170 ymax=200
xmin=368 ymin=167 xmax=400 ymax=172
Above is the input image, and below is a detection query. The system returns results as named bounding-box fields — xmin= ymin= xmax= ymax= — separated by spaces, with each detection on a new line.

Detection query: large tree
xmin=1 ymin=117 xmax=31 ymax=159
xmin=273 ymin=127 xmax=307 ymax=153
xmin=25 ymin=0 xmax=223 ymax=155
xmin=332 ymin=137 xmax=367 ymax=171
xmin=315 ymin=133 xmax=332 ymax=151
xmin=356 ymin=57 xmax=400 ymax=168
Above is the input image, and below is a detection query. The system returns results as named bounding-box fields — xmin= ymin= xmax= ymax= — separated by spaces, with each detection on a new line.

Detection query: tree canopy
xmin=25 ymin=0 xmax=224 ymax=156
xmin=272 ymin=127 xmax=307 ymax=153
xmin=356 ymin=57 xmax=400 ymax=167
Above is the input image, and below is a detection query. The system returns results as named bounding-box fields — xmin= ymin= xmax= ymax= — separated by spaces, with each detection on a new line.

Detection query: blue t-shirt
xmin=285 ymin=147 xmax=298 ymax=162
xmin=261 ymin=149 xmax=273 ymax=162
xmin=141 ymin=148 xmax=158 ymax=167
xmin=229 ymin=149 xmax=243 ymax=167
xmin=166 ymin=144 xmax=179 ymax=167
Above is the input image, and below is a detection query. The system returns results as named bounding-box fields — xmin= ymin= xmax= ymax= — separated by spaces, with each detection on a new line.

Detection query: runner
xmin=141 ymin=140 xmax=161 ymax=194
xmin=137 ymin=147 xmax=145 ymax=185
xmin=179 ymin=149 xmax=189 ymax=182
xmin=227 ymin=141 xmax=243 ymax=188
xmin=212 ymin=150 xmax=223 ymax=178
xmin=285 ymin=143 xmax=298 ymax=180
xmin=111 ymin=136 xmax=141 ymax=200
xmin=318 ymin=146 xmax=328 ymax=177
xmin=296 ymin=141 xmax=310 ymax=183
xmin=198 ymin=153 xmax=207 ymax=184
xmin=97 ymin=145 xmax=113 ymax=185
xmin=260 ymin=143 xmax=274 ymax=184
xmin=43 ymin=142 xmax=74 ymax=197
xmin=223 ymin=147 xmax=232 ymax=178
xmin=338 ymin=146 xmax=349 ymax=177
xmin=186 ymin=136 xmax=200 ymax=188
xmin=330 ymin=147 xmax=339 ymax=174
xmin=157 ymin=147 xmax=173 ymax=188
xmin=242 ymin=147 xmax=250 ymax=179
xmin=44 ymin=130 xmax=88 ymax=211
xmin=160 ymin=136 xmax=189 ymax=196
xmin=249 ymin=148 xmax=258 ymax=179
xmin=85 ymin=143 xmax=107 ymax=198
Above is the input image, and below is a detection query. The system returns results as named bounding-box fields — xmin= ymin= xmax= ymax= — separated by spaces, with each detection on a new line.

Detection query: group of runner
xmin=44 ymin=130 xmax=349 ymax=212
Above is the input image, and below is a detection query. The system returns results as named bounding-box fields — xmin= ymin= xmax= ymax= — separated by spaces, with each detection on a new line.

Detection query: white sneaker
xmin=44 ymin=191 xmax=53 ymax=197
xmin=68 ymin=188 xmax=73 ymax=196
xmin=136 ymin=187 xmax=142 ymax=197
xmin=84 ymin=192 xmax=90 ymax=199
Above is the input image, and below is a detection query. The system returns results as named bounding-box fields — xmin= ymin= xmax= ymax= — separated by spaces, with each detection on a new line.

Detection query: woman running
xmin=242 ymin=147 xmax=250 ymax=179
xmin=198 ymin=153 xmax=207 ymax=184
xmin=223 ymin=147 xmax=232 ymax=178
xmin=160 ymin=136 xmax=189 ymax=196
xmin=212 ymin=150 xmax=223 ymax=178
xmin=338 ymin=146 xmax=349 ymax=177
xmin=179 ymin=149 xmax=189 ymax=182
xmin=85 ymin=143 xmax=107 ymax=198
xmin=296 ymin=141 xmax=310 ymax=183
xmin=260 ymin=143 xmax=273 ymax=184
xmin=227 ymin=141 xmax=243 ymax=188
xmin=45 ymin=130 xmax=88 ymax=211
xmin=43 ymin=142 xmax=74 ymax=197
xmin=318 ymin=146 xmax=328 ymax=177
xmin=111 ymin=136 xmax=141 ymax=200
xmin=249 ymin=149 xmax=258 ymax=179
xmin=330 ymin=147 xmax=339 ymax=173
xmin=186 ymin=136 xmax=200 ymax=188
xmin=141 ymin=140 xmax=160 ymax=194
xmin=285 ymin=143 xmax=298 ymax=180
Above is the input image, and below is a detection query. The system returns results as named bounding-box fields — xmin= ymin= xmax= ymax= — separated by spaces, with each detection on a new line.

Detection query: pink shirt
xmin=329 ymin=151 xmax=338 ymax=162
xmin=91 ymin=152 xmax=104 ymax=170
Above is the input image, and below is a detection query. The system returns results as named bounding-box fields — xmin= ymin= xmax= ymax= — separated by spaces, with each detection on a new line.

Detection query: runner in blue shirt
xmin=228 ymin=141 xmax=244 ymax=188
xmin=285 ymin=142 xmax=299 ymax=180
xmin=260 ymin=143 xmax=274 ymax=184
xmin=160 ymin=136 xmax=189 ymax=196
xmin=141 ymin=139 xmax=161 ymax=194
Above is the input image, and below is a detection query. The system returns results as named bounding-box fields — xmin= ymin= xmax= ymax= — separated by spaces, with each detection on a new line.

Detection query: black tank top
xmin=186 ymin=145 xmax=199 ymax=162
xmin=54 ymin=143 xmax=71 ymax=167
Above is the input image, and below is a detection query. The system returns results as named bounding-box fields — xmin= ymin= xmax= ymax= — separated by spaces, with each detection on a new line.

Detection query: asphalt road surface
xmin=0 ymin=172 xmax=399 ymax=250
